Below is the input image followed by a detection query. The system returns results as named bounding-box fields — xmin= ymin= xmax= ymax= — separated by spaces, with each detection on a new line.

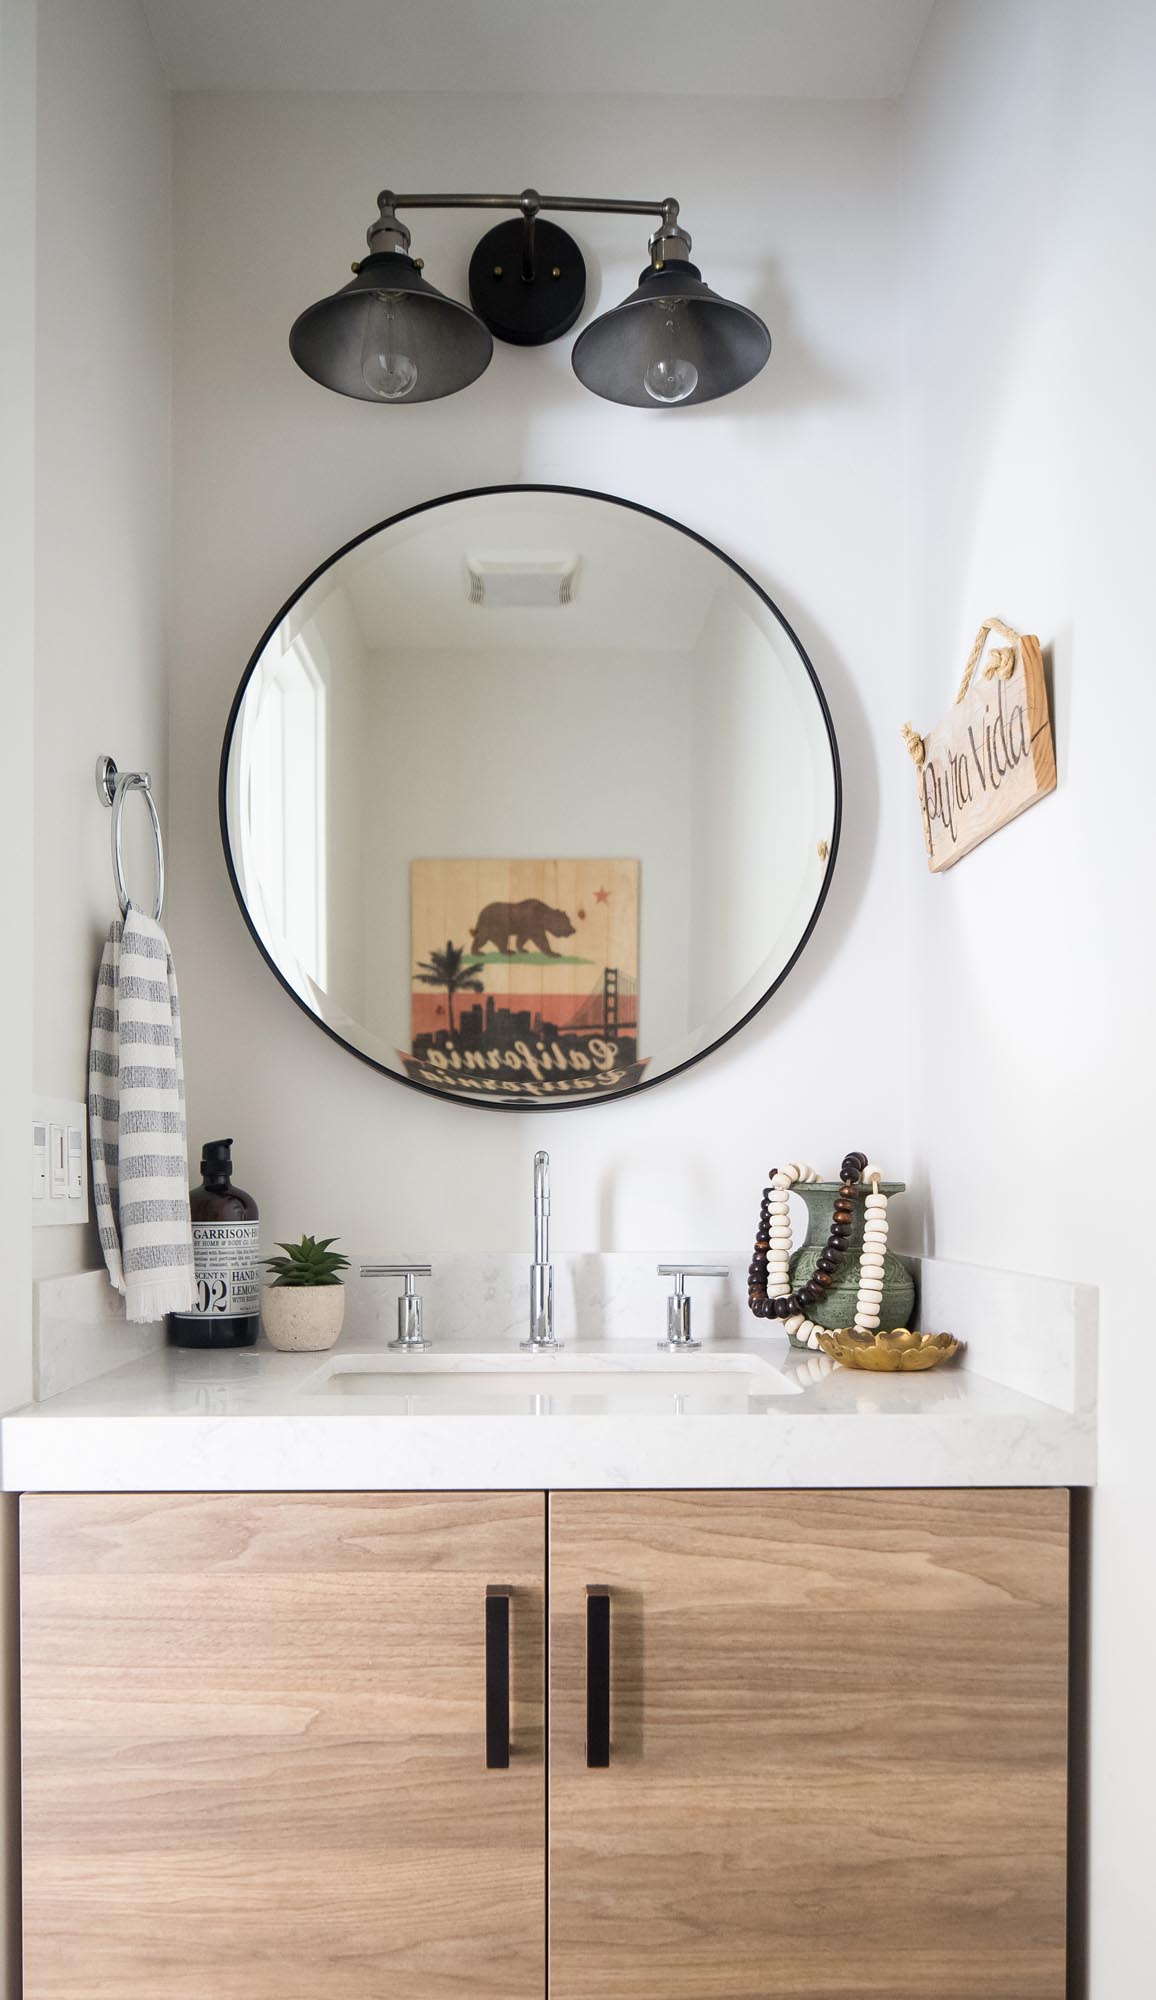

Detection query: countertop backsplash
xmin=34 ymin=1252 xmax=1094 ymax=1412
xmin=34 ymin=1270 xmax=167 ymax=1402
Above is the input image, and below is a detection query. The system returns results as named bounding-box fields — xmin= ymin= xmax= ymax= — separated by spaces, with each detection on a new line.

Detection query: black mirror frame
xmin=219 ymin=483 xmax=842 ymax=1113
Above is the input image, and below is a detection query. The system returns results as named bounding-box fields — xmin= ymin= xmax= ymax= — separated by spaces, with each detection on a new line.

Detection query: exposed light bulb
xmin=643 ymin=313 xmax=698 ymax=404
xmin=360 ymin=292 xmax=419 ymax=401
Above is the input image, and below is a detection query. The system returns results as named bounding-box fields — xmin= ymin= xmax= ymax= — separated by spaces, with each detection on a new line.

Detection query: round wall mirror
xmin=221 ymin=486 xmax=840 ymax=1109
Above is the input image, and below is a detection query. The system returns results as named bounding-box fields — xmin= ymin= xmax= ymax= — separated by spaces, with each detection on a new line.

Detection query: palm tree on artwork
xmin=414 ymin=940 xmax=484 ymax=1038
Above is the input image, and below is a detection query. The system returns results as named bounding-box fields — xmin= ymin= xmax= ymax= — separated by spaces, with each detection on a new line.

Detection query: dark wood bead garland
xmin=748 ymin=1152 xmax=869 ymax=1322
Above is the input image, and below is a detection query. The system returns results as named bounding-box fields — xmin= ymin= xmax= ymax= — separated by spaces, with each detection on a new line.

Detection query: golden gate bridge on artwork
xmin=559 ymin=967 xmax=639 ymax=1040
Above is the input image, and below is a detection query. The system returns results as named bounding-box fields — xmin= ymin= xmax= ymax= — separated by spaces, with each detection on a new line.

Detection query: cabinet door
xmin=550 ymin=1489 xmax=1069 ymax=2000
xmin=22 ymin=1492 xmax=545 ymax=2000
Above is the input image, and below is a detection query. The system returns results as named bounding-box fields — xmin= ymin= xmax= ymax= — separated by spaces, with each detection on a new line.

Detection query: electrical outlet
xmin=32 ymin=1098 xmax=89 ymax=1226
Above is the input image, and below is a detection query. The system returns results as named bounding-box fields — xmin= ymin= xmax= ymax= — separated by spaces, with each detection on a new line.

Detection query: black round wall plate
xmin=468 ymin=218 xmax=586 ymax=346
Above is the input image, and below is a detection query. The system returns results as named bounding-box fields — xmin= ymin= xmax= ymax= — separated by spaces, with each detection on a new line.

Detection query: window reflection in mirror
xmin=238 ymin=635 xmax=328 ymax=993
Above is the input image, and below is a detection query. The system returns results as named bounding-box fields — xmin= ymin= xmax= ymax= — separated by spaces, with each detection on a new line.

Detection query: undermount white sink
xmin=302 ymin=1347 xmax=802 ymax=1413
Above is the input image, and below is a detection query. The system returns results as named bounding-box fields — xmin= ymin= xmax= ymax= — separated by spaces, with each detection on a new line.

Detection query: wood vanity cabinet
xmin=19 ymin=1493 xmax=546 ymax=2000
xmin=549 ymin=1489 xmax=1070 ymax=2000
xmin=20 ymin=1488 xmax=1069 ymax=2000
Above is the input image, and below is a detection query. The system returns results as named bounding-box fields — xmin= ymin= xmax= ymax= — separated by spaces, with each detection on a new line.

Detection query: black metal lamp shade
xmin=571 ymin=263 xmax=770 ymax=408
xmin=289 ymin=251 xmax=493 ymax=404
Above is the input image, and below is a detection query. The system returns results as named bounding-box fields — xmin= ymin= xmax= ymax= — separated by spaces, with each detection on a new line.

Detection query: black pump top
xmin=200 ymin=1138 xmax=234 ymax=1180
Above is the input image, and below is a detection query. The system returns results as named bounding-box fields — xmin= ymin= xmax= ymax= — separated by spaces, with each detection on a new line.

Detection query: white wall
xmin=31 ymin=0 xmax=172 ymax=1282
xmin=688 ymin=587 xmax=828 ymax=1026
xmin=4 ymin=5 xmax=171 ymax=1991
xmin=0 ymin=0 xmax=37 ymax=1974
xmin=359 ymin=643 xmax=694 ymax=1056
xmin=0 ymin=0 xmax=37 ymax=1420
xmin=901 ymin=0 xmax=1155 ymax=1985
xmin=171 ymin=88 xmax=906 ymax=1260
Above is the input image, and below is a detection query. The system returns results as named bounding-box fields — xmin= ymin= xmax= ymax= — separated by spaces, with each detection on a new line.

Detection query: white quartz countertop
xmin=0 ymin=1288 xmax=1096 ymax=1492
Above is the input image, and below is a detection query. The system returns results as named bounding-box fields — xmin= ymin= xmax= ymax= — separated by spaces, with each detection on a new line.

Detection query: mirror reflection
xmin=222 ymin=488 xmax=839 ymax=1106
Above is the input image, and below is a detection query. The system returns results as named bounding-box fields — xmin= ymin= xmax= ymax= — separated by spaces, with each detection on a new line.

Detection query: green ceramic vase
xmin=786 ymin=1182 xmax=914 ymax=1350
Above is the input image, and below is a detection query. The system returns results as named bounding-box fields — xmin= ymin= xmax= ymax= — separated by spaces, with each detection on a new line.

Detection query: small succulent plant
xmin=263 ymin=1235 xmax=350 ymax=1288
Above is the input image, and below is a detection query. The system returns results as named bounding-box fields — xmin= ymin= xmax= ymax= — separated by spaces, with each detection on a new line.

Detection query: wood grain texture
xmin=549 ymin=1489 xmax=1069 ymax=2000
xmin=915 ymin=633 xmax=1056 ymax=871
xmin=21 ymin=1493 xmax=545 ymax=2000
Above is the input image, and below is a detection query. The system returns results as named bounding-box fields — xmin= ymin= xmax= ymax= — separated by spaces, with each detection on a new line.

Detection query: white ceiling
xmin=140 ymin=0 xmax=934 ymax=99
xmin=302 ymin=492 xmax=727 ymax=654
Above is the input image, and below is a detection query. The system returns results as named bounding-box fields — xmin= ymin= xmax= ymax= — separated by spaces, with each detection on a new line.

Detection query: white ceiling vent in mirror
xmin=221 ymin=487 xmax=840 ymax=1111
xmin=467 ymin=555 xmax=580 ymax=609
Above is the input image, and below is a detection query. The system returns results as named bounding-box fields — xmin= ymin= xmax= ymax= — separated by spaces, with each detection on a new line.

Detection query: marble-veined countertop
xmin=0 ymin=1253 xmax=1096 ymax=1492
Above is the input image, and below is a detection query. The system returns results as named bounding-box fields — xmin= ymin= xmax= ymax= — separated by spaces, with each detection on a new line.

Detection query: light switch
xmin=67 ymin=1124 xmax=85 ymax=1199
xmin=32 ymin=1097 xmax=90 ymax=1226
xmin=49 ymin=1123 xmax=67 ymax=1197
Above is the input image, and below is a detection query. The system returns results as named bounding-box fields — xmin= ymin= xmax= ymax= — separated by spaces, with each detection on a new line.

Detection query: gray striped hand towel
xmin=88 ymin=906 xmax=197 ymax=1322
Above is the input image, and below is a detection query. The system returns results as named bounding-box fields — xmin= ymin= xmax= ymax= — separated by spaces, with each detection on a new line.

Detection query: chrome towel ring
xmin=95 ymin=755 xmax=165 ymax=922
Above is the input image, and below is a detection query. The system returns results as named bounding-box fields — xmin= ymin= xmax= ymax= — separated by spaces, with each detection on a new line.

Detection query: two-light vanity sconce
xmin=290 ymin=188 xmax=771 ymax=408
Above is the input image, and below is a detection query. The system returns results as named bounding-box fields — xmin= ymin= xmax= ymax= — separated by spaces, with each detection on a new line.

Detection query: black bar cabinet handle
xmin=485 ymin=1587 xmax=511 ymax=1769
xmin=586 ymin=1587 xmax=611 ymax=1768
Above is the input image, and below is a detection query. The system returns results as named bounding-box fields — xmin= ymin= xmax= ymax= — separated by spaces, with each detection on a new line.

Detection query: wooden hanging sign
xmin=902 ymin=618 xmax=1056 ymax=872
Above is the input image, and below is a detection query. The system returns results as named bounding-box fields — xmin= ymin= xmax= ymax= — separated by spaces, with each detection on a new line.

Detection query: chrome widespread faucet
xmin=523 ymin=1149 xmax=562 ymax=1350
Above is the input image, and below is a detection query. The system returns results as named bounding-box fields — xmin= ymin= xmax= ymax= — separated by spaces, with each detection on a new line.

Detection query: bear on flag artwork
xmin=405 ymin=858 xmax=642 ymax=1101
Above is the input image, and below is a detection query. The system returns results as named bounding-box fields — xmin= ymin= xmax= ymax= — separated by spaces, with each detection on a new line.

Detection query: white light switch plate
xmin=32 ymin=1097 xmax=89 ymax=1227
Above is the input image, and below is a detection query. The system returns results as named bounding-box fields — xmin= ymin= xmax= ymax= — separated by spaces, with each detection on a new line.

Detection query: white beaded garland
xmin=764 ymin=1163 xmax=801 ymax=1308
xmin=764 ymin=1162 xmax=833 ymax=1350
xmin=852 ymin=1173 xmax=890 ymax=1333
xmin=762 ymin=1158 xmax=894 ymax=1350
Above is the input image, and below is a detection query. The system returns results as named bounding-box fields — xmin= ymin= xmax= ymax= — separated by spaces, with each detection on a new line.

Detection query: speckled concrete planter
xmin=260 ymin=1284 xmax=346 ymax=1352
xmin=788 ymin=1182 xmax=915 ymax=1347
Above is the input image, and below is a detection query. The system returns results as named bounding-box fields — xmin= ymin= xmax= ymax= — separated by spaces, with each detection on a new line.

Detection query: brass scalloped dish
xmin=817 ymin=1328 xmax=962 ymax=1372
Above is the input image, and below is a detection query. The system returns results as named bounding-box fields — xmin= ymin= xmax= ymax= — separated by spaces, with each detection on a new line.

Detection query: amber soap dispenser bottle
xmin=168 ymin=1138 xmax=260 ymax=1348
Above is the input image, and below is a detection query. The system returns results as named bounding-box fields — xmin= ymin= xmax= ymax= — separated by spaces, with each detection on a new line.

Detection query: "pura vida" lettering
xmin=921 ymin=676 xmax=1030 ymax=851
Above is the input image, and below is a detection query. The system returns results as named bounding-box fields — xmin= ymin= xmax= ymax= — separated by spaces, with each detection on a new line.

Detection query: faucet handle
xmin=360 ymin=1262 xmax=433 ymax=1351
xmin=656 ymin=1264 xmax=729 ymax=1351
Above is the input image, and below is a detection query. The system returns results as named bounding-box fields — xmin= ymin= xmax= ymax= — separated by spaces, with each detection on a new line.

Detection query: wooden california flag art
xmin=405 ymin=859 xmax=641 ymax=1099
xmin=902 ymin=617 xmax=1056 ymax=872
